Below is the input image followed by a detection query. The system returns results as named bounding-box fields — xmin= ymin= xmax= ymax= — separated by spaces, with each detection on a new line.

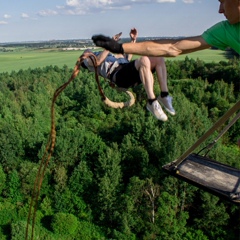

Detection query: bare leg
xmin=148 ymin=57 xmax=176 ymax=115
xmin=134 ymin=56 xmax=156 ymax=99
xmin=134 ymin=56 xmax=168 ymax=121
xmin=148 ymin=57 xmax=168 ymax=92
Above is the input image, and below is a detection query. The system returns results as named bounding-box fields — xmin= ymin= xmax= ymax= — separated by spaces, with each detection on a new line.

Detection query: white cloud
xmin=20 ymin=0 xmax=178 ymax=18
xmin=56 ymin=5 xmax=65 ymax=9
xmin=65 ymin=0 xmax=115 ymax=9
xmin=3 ymin=14 xmax=11 ymax=19
xmin=0 ymin=21 xmax=8 ymax=25
xmin=157 ymin=0 xmax=176 ymax=2
xmin=130 ymin=0 xmax=174 ymax=2
xmin=66 ymin=0 xmax=81 ymax=7
xmin=60 ymin=0 xmax=176 ymax=15
xmin=21 ymin=13 xmax=30 ymax=19
xmin=38 ymin=9 xmax=58 ymax=17
xmin=182 ymin=0 xmax=194 ymax=3
xmin=63 ymin=0 xmax=115 ymax=15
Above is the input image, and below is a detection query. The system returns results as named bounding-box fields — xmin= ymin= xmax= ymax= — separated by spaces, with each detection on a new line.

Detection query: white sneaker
xmin=147 ymin=100 xmax=168 ymax=121
xmin=158 ymin=95 xmax=176 ymax=116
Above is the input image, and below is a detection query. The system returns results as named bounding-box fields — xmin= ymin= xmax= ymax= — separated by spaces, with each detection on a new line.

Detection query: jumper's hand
xmin=130 ymin=28 xmax=138 ymax=41
xmin=113 ymin=32 xmax=122 ymax=41
xmin=92 ymin=35 xmax=124 ymax=54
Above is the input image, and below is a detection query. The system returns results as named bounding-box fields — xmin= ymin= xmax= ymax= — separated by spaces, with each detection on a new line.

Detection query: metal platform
xmin=162 ymin=153 xmax=240 ymax=204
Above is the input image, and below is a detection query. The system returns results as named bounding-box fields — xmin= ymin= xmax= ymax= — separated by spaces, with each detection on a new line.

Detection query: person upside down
xmin=81 ymin=28 xmax=175 ymax=122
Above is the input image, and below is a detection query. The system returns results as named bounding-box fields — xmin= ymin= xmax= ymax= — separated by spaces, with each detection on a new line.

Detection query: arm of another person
xmin=92 ymin=34 xmax=212 ymax=57
xmin=123 ymin=36 xmax=211 ymax=57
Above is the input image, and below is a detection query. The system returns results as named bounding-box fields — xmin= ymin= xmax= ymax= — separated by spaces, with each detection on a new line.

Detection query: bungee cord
xmin=25 ymin=53 xmax=135 ymax=240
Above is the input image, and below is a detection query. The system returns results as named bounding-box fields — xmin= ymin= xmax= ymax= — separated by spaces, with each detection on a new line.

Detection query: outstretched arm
xmin=124 ymin=36 xmax=210 ymax=56
xmin=92 ymin=35 xmax=211 ymax=57
xmin=126 ymin=28 xmax=138 ymax=61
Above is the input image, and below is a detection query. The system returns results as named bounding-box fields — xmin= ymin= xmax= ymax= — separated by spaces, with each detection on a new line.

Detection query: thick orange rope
xmin=25 ymin=54 xmax=101 ymax=240
xmin=25 ymin=52 xmax=135 ymax=239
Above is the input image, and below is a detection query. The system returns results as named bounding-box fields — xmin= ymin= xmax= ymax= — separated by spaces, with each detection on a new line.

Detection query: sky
xmin=0 ymin=0 xmax=225 ymax=43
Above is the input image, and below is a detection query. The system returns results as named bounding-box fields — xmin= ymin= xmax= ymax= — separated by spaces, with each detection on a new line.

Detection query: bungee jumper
xmin=81 ymin=28 xmax=175 ymax=122
xmin=80 ymin=31 xmax=136 ymax=109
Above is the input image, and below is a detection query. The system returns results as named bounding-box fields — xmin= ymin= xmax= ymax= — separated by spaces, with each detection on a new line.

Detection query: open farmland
xmin=0 ymin=47 xmax=229 ymax=73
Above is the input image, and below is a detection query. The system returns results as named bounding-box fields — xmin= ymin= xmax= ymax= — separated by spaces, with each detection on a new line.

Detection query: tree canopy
xmin=0 ymin=57 xmax=239 ymax=239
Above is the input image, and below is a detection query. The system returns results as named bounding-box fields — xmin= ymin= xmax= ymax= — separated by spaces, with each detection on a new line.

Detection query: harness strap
xmin=107 ymin=61 xmax=120 ymax=77
xmin=109 ymin=64 xmax=124 ymax=83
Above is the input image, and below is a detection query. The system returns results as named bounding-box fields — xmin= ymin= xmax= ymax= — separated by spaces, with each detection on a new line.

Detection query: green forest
xmin=0 ymin=56 xmax=239 ymax=240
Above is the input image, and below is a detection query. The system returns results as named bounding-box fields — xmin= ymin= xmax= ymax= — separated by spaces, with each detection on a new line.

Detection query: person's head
xmin=82 ymin=48 xmax=93 ymax=54
xmin=218 ymin=0 xmax=240 ymax=24
xmin=80 ymin=49 xmax=93 ymax=69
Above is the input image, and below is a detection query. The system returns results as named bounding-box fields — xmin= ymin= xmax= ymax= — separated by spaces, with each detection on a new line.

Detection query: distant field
xmin=167 ymin=49 xmax=228 ymax=62
xmin=0 ymin=48 xmax=228 ymax=73
xmin=0 ymin=49 xmax=82 ymax=73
